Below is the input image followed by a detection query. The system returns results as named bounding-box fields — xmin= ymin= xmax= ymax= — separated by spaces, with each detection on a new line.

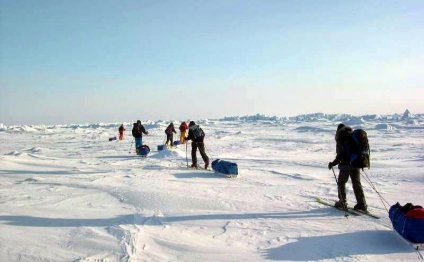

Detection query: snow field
xmin=0 ymin=114 xmax=423 ymax=261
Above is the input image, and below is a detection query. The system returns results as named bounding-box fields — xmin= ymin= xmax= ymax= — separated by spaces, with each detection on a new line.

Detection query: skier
xmin=165 ymin=122 xmax=177 ymax=147
xmin=179 ymin=121 xmax=188 ymax=144
xmin=184 ymin=121 xmax=209 ymax=169
xmin=328 ymin=123 xmax=367 ymax=212
xmin=118 ymin=124 xmax=125 ymax=140
xmin=132 ymin=120 xmax=148 ymax=154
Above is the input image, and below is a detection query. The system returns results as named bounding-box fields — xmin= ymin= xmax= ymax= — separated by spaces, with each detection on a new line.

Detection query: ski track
xmin=0 ymin=117 xmax=423 ymax=261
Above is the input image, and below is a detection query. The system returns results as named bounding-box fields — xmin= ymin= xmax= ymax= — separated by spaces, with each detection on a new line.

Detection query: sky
xmin=0 ymin=0 xmax=423 ymax=125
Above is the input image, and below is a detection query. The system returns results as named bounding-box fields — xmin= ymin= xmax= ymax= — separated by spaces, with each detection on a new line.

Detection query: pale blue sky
xmin=1 ymin=0 xmax=423 ymax=124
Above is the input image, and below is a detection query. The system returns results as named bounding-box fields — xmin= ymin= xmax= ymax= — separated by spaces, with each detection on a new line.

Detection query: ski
xmin=315 ymin=197 xmax=380 ymax=219
xmin=315 ymin=197 xmax=358 ymax=217
xmin=353 ymin=208 xmax=380 ymax=219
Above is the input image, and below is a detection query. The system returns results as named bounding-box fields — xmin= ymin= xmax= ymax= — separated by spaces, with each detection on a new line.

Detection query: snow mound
xmin=9 ymin=125 xmax=39 ymax=133
xmin=344 ymin=117 xmax=365 ymax=126
xmin=362 ymin=114 xmax=383 ymax=121
xmin=151 ymin=148 xmax=186 ymax=159
xmin=406 ymin=119 xmax=418 ymax=125
xmin=401 ymin=109 xmax=413 ymax=121
xmin=5 ymin=151 xmax=23 ymax=156
xmin=25 ymin=147 xmax=43 ymax=153
xmin=223 ymin=114 xmax=280 ymax=122
xmin=18 ymin=178 xmax=39 ymax=183
xmin=294 ymin=126 xmax=328 ymax=133
xmin=375 ymin=124 xmax=397 ymax=131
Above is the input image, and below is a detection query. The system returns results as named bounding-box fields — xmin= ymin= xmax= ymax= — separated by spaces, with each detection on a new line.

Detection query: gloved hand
xmin=328 ymin=162 xmax=334 ymax=170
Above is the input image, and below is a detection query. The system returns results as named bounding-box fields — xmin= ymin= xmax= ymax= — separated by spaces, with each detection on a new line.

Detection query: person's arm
xmin=329 ymin=143 xmax=342 ymax=169
xmin=186 ymin=130 xmax=193 ymax=141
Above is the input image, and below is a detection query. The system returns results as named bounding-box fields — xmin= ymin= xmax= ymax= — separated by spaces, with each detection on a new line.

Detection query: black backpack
xmin=132 ymin=124 xmax=142 ymax=137
xmin=192 ymin=125 xmax=205 ymax=140
xmin=348 ymin=129 xmax=370 ymax=169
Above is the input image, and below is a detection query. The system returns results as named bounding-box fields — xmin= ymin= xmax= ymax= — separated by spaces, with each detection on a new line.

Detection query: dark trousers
xmin=165 ymin=134 xmax=173 ymax=146
xmin=191 ymin=142 xmax=209 ymax=167
xmin=337 ymin=167 xmax=367 ymax=206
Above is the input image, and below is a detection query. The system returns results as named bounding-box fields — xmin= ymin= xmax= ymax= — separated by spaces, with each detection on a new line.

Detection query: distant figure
xmin=185 ymin=121 xmax=209 ymax=169
xmin=328 ymin=123 xmax=367 ymax=212
xmin=118 ymin=124 xmax=125 ymax=140
xmin=179 ymin=121 xmax=188 ymax=144
xmin=165 ymin=122 xmax=177 ymax=147
xmin=132 ymin=120 xmax=148 ymax=154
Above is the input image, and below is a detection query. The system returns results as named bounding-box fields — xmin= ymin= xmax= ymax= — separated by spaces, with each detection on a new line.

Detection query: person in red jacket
xmin=179 ymin=121 xmax=188 ymax=144
xmin=118 ymin=124 xmax=125 ymax=140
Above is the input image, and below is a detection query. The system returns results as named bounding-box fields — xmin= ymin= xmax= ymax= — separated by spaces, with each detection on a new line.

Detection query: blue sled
xmin=173 ymin=140 xmax=182 ymax=146
xmin=389 ymin=203 xmax=424 ymax=244
xmin=137 ymin=145 xmax=150 ymax=157
xmin=212 ymin=159 xmax=238 ymax=175
xmin=157 ymin=145 xmax=166 ymax=151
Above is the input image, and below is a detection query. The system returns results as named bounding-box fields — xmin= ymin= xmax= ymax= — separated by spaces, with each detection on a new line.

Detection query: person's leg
xmin=336 ymin=169 xmax=349 ymax=207
xmin=191 ymin=143 xmax=198 ymax=167
xmin=198 ymin=142 xmax=209 ymax=169
xmin=165 ymin=134 xmax=171 ymax=146
xmin=180 ymin=131 xmax=186 ymax=143
xmin=170 ymin=134 xmax=174 ymax=146
xmin=351 ymin=169 xmax=367 ymax=210
xmin=135 ymin=138 xmax=142 ymax=154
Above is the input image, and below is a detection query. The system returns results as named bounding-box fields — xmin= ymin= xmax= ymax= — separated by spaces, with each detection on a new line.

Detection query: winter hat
xmin=337 ymin=123 xmax=345 ymax=131
xmin=189 ymin=121 xmax=195 ymax=126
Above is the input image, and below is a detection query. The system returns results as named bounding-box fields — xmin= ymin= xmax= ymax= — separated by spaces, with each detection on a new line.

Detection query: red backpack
xmin=165 ymin=125 xmax=173 ymax=135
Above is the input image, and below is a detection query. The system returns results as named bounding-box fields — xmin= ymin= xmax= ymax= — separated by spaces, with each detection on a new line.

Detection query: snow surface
xmin=1 ymin=112 xmax=424 ymax=261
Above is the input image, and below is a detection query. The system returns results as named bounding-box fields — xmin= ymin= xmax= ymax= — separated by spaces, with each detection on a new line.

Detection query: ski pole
xmin=128 ymin=138 xmax=134 ymax=154
xmin=331 ymin=167 xmax=349 ymax=218
xmin=186 ymin=141 xmax=189 ymax=167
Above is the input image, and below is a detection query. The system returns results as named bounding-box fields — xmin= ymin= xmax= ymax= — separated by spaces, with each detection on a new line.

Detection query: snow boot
xmin=354 ymin=203 xmax=368 ymax=212
xmin=335 ymin=200 xmax=347 ymax=210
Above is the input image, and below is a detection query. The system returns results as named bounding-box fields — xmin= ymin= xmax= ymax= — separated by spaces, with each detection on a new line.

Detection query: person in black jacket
xmin=132 ymin=120 xmax=148 ymax=154
xmin=328 ymin=123 xmax=367 ymax=212
xmin=164 ymin=122 xmax=177 ymax=147
xmin=185 ymin=121 xmax=209 ymax=169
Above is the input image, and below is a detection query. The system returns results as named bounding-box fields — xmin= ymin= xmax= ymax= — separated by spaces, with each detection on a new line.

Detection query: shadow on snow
xmin=262 ymin=230 xmax=410 ymax=260
xmin=0 ymin=209 xmax=332 ymax=228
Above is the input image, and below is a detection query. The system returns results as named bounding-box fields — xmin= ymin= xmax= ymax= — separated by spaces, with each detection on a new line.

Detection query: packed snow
xmin=0 ymin=111 xmax=423 ymax=261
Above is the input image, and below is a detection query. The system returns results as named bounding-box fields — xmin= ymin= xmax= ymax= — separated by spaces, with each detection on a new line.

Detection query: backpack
xmin=165 ymin=126 xmax=173 ymax=135
xmin=132 ymin=124 xmax=141 ymax=137
xmin=348 ymin=129 xmax=370 ymax=169
xmin=192 ymin=125 xmax=205 ymax=140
